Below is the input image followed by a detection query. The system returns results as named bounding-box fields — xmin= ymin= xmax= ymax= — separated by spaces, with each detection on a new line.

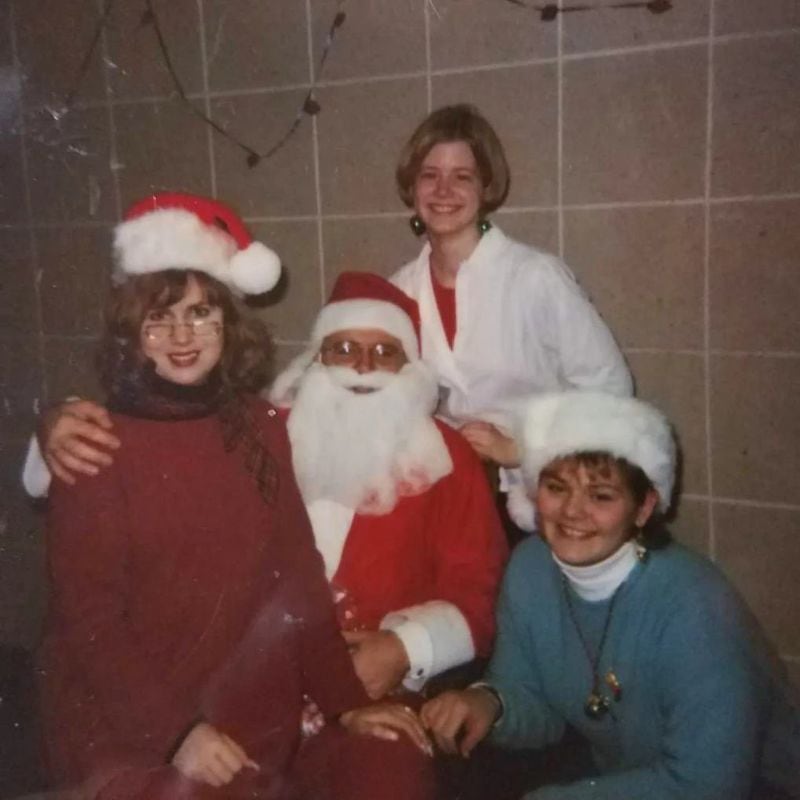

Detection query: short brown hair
xmin=396 ymin=104 xmax=510 ymax=214
xmin=97 ymin=270 xmax=273 ymax=396
xmin=544 ymin=452 xmax=670 ymax=549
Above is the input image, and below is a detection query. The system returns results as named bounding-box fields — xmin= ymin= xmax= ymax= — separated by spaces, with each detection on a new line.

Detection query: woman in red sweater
xmin=38 ymin=193 xmax=433 ymax=800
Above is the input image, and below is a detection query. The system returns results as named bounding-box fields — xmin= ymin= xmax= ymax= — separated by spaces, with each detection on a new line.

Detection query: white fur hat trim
xmin=311 ymin=299 xmax=420 ymax=362
xmin=517 ymin=391 xmax=676 ymax=512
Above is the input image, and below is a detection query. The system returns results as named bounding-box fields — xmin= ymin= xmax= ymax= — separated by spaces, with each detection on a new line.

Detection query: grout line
xmin=8 ymin=2 xmax=48 ymax=411
xmin=709 ymin=349 xmax=800 ymax=359
xmin=10 ymin=196 xmax=800 ymax=232
xmin=703 ymin=0 xmax=717 ymax=560
xmin=95 ymin=0 xmax=122 ymax=222
xmin=243 ymin=214 xmax=320 ymax=224
xmin=305 ymin=0 xmax=326 ymax=307
xmin=316 ymin=69 xmax=428 ymax=90
xmin=433 ymin=55 xmax=559 ymax=76
xmin=423 ymin=0 xmax=432 ymax=110
xmin=196 ymin=0 xmax=217 ymax=197
xmin=564 ymin=198 xmax=705 ymax=210
xmin=714 ymin=27 xmax=800 ymax=45
xmin=556 ymin=2 xmax=564 ymax=259
xmin=682 ymin=494 xmax=800 ymax=513
xmin=562 ymin=36 xmax=709 ymax=62
xmin=620 ymin=347 xmax=800 ymax=358
xmin=13 ymin=197 xmax=800 ymax=231
xmin=623 ymin=347 xmax=705 ymax=356
xmin=38 ymin=333 xmax=101 ymax=343
xmin=710 ymin=191 xmax=800 ymax=205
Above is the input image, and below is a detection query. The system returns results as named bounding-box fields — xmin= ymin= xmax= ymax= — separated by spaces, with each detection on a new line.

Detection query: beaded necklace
xmin=562 ymin=575 xmax=624 ymax=720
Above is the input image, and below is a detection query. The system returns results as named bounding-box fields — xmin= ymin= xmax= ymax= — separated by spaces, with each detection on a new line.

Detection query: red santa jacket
xmin=316 ymin=421 xmax=508 ymax=679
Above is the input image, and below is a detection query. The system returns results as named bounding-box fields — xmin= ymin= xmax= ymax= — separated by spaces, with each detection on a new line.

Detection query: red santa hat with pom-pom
xmin=113 ymin=192 xmax=281 ymax=295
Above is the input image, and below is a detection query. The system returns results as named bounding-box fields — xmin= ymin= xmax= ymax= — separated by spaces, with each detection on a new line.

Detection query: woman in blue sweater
xmin=422 ymin=391 xmax=800 ymax=799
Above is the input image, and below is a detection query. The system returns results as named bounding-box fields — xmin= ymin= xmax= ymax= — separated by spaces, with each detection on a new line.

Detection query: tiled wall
xmin=0 ymin=1 xmax=798 ymax=684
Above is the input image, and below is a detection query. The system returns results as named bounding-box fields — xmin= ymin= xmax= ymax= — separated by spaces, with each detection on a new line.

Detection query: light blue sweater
xmin=487 ymin=537 xmax=800 ymax=800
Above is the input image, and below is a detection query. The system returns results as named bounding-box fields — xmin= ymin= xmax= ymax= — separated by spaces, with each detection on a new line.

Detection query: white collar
xmin=419 ymin=225 xmax=506 ymax=275
xmin=553 ymin=541 xmax=639 ymax=602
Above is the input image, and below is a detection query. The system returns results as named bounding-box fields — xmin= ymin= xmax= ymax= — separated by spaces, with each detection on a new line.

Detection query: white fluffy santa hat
xmin=270 ymin=271 xmax=421 ymax=406
xmin=506 ymin=391 xmax=677 ymax=531
xmin=113 ymin=192 xmax=281 ymax=296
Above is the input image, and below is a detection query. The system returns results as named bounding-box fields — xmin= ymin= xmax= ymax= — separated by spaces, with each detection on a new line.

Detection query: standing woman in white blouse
xmin=391 ymin=105 xmax=632 ymax=529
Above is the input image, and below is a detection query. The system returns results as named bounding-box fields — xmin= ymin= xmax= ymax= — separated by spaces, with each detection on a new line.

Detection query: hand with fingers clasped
xmin=171 ymin=722 xmax=260 ymax=788
xmin=343 ymin=629 xmax=410 ymax=700
xmin=459 ymin=421 xmax=520 ymax=468
xmin=39 ymin=399 xmax=120 ymax=485
xmin=420 ymin=687 xmax=501 ymax=758
xmin=339 ymin=703 xmax=434 ymax=758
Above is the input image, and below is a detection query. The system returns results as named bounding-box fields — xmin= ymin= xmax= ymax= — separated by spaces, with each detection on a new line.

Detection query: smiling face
xmin=534 ymin=457 xmax=658 ymax=566
xmin=139 ymin=274 xmax=224 ymax=386
xmin=412 ymin=140 xmax=484 ymax=242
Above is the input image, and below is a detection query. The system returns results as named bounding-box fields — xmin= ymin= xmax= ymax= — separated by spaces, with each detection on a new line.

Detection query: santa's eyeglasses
xmin=320 ymin=339 xmax=404 ymax=369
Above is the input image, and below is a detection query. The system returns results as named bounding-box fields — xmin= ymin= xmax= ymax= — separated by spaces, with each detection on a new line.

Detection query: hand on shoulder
xmin=459 ymin=421 xmax=520 ymax=468
xmin=40 ymin=399 xmax=120 ymax=485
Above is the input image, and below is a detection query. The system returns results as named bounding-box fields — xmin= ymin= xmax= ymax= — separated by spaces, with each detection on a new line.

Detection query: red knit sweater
xmin=39 ymin=399 xmax=367 ymax=790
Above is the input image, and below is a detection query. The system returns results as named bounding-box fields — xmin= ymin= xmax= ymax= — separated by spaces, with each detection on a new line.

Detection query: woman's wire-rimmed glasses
xmin=143 ymin=319 xmax=222 ymax=342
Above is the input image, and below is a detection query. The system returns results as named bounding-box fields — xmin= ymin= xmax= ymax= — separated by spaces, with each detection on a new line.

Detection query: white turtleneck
xmin=553 ymin=540 xmax=639 ymax=602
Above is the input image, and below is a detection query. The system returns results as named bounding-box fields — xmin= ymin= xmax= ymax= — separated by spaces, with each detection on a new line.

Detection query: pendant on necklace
xmin=605 ymin=670 xmax=623 ymax=701
xmin=584 ymin=692 xmax=610 ymax=719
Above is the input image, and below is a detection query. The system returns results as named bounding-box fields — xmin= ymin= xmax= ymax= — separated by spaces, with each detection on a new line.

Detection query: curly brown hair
xmin=396 ymin=104 xmax=511 ymax=214
xmin=97 ymin=269 xmax=273 ymax=396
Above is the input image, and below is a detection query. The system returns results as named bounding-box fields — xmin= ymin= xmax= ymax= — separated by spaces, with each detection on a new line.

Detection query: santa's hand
xmin=459 ymin=421 xmax=520 ymax=468
xmin=171 ymin=722 xmax=259 ymax=787
xmin=339 ymin=703 xmax=433 ymax=757
xmin=40 ymin=399 xmax=120 ymax=485
xmin=342 ymin=629 xmax=410 ymax=700
xmin=420 ymin=688 xmax=499 ymax=758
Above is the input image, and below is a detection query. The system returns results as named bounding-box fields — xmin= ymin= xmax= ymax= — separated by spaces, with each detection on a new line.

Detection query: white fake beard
xmin=287 ymin=360 xmax=453 ymax=514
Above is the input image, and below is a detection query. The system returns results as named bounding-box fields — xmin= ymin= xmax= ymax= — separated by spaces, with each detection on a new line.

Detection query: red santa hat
xmin=113 ymin=192 xmax=281 ymax=296
xmin=270 ymin=271 xmax=421 ymax=406
xmin=507 ymin=391 xmax=676 ymax=531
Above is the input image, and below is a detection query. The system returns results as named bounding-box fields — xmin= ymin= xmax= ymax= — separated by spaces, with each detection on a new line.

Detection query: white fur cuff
xmin=381 ymin=600 xmax=475 ymax=688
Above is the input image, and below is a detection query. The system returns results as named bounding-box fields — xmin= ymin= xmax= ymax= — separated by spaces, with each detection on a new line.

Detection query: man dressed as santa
xmin=24 ymin=272 xmax=507 ymax=704
xmin=269 ymin=272 xmax=508 ymax=701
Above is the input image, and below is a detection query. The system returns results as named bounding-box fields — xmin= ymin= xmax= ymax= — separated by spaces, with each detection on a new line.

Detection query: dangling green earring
xmin=634 ymin=528 xmax=649 ymax=563
xmin=409 ymin=215 xmax=426 ymax=236
xmin=477 ymin=218 xmax=492 ymax=235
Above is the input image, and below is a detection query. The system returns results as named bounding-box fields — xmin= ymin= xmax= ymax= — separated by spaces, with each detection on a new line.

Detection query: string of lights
xmin=50 ymin=0 xmax=672 ymax=166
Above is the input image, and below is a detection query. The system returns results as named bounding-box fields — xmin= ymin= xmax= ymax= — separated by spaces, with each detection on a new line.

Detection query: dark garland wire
xmin=502 ymin=0 xmax=672 ymax=20
xmin=62 ymin=0 xmax=118 ymax=111
xmin=143 ymin=0 xmax=348 ymax=168
xmin=53 ymin=0 xmax=671 ymax=160
xmin=51 ymin=0 xmax=346 ymax=167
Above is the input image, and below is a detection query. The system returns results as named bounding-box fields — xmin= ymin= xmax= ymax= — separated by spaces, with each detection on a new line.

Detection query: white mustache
xmin=324 ymin=365 xmax=395 ymax=392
